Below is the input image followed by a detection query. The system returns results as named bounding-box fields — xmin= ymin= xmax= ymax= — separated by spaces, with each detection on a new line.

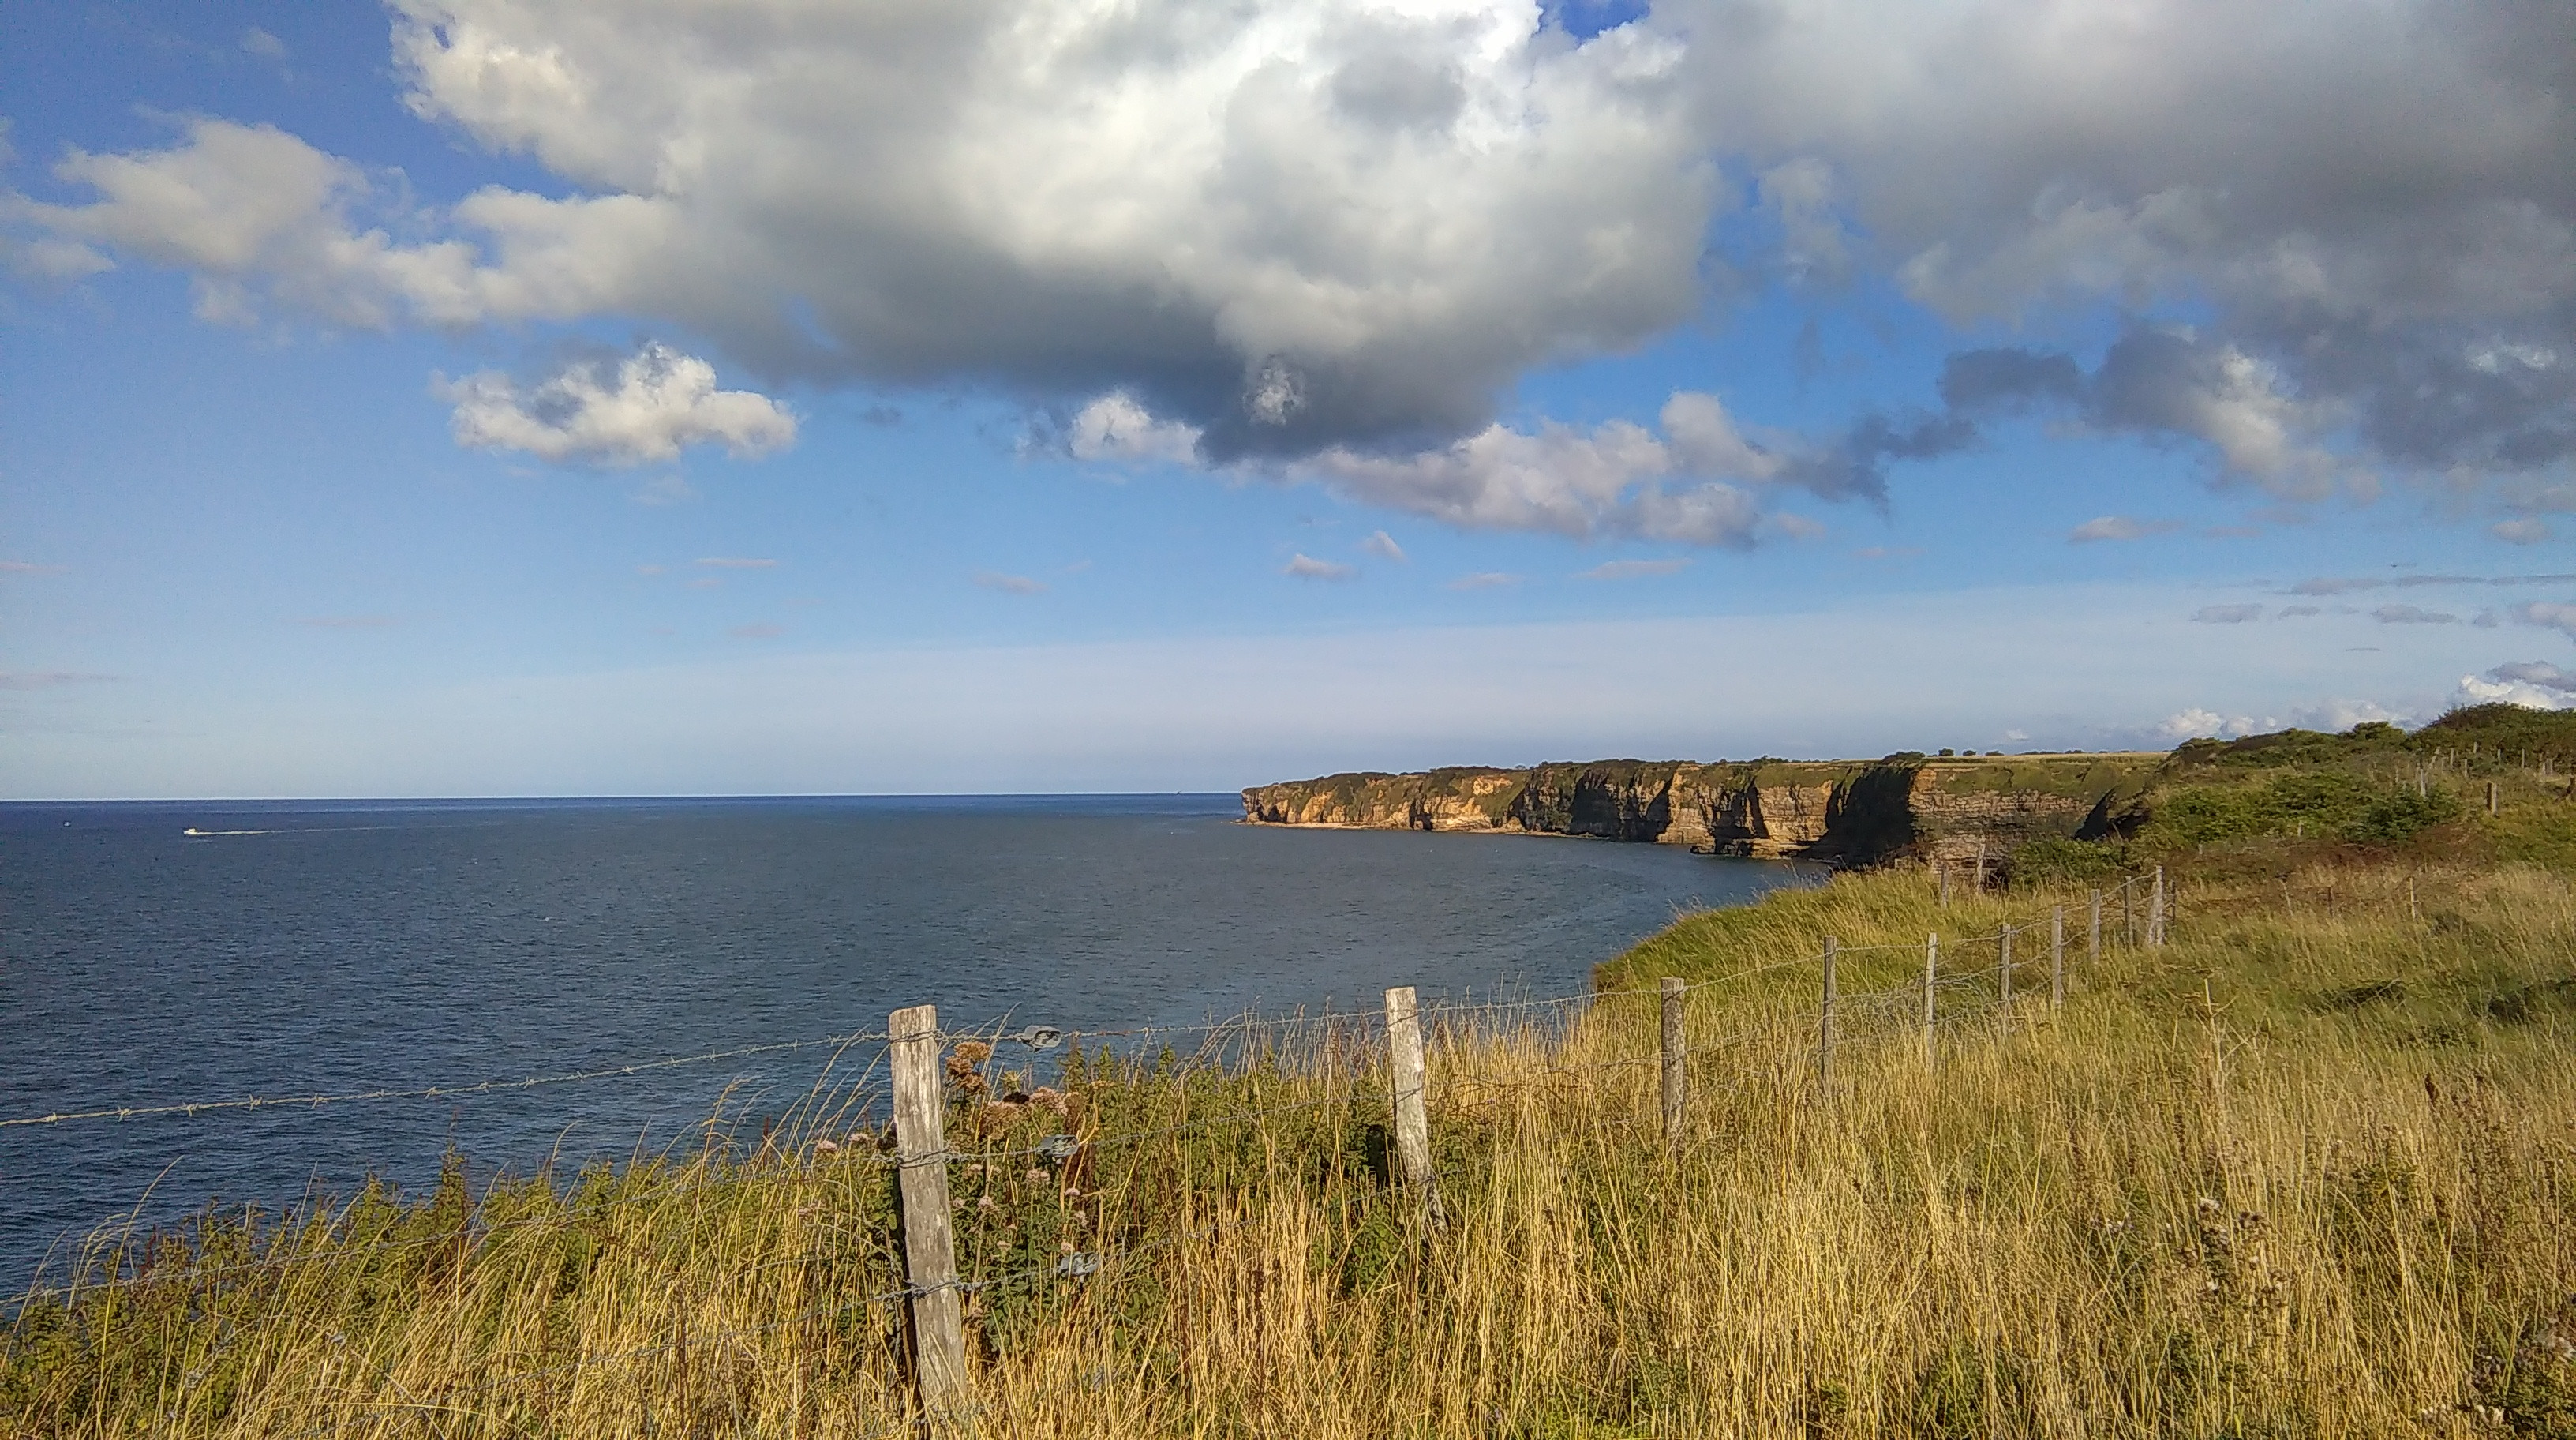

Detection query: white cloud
xmin=2158 ymin=707 xmax=2269 ymax=741
xmin=974 ymin=572 xmax=1047 ymax=595
xmin=2458 ymin=661 xmax=2576 ymax=710
xmin=1360 ymin=530 xmax=1406 ymax=563
xmin=16 ymin=8 xmax=1713 ymax=462
xmin=240 ymin=28 xmax=288 ymax=62
xmin=2458 ymin=675 xmax=2575 ymax=709
xmin=1065 ymin=393 xmax=1202 ymax=466
xmin=13 ymin=0 xmax=2569 ymax=519
xmin=2493 ymin=517 xmax=2552 ymax=544
xmin=440 ymin=343 xmax=795 ymax=467
xmin=1447 ymin=572 xmax=1520 ymax=590
xmin=1282 ymin=553 xmax=1354 ymax=581
xmin=2191 ymin=603 xmax=2263 ymax=624
xmin=2070 ymin=515 xmax=2181 ymax=543
xmin=1300 ymin=394 xmax=1786 ymax=546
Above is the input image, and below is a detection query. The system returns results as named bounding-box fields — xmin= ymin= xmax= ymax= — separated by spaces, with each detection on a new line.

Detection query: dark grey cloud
xmin=12 ymin=0 xmax=2570 ymax=525
xmin=2492 ymin=659 xmax=2576 ymax=693
xmin=1678 ymin=0 xmax=2576 ymax=497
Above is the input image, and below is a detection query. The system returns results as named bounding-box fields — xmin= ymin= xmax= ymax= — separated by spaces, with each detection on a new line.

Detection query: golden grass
xmin=9 ymin=857 xmax=2576 ymax=1438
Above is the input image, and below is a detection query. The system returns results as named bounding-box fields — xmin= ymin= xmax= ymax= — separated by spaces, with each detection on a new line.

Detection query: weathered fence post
xmin=2051 ymin=906 xmax=2066 ymax=1012
xmin=2122 ymin=876 xmax=2136 ymax=948
xmin=1937 ymin=861 xmax=1950 ymax=909
xmin=889 ymin=1004 xmax=968 ymax=1429
xmin=2489 ymin=780 xmax=2500 ymax=816
xmin=2148 ymin=866 xmax=2166 ymax=947
xmin=2088 ymin=889 xmax=2102 ymax=968
xmin=1998 ymin=927 xmax=2014 ymax=1037
xmin=1818 ymin=938 xmax=1838 ymax=1100
xmin=1973 ymin=838 xmax=1987 ymax=894
xmin=1923 ymin=933 xmax=1940 ymax=1067
xmin=1384 ymin=986 xmax=1443 ymax=1228
xmin=1660 ymin=977 xmax=1686 ymax=1146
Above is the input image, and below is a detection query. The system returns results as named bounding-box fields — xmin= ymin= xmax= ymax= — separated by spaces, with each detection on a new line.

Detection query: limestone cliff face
xmin=1241 ymin=753 xmax=2155 ymax=868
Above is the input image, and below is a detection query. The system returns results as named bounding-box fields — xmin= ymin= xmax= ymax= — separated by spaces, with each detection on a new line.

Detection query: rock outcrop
xmin=1241 ymin=754 xmax=2156 ymax=870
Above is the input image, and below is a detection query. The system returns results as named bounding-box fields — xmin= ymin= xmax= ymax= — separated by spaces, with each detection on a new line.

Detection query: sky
xmin=1 ymin=0 xmax=2569 ymax=798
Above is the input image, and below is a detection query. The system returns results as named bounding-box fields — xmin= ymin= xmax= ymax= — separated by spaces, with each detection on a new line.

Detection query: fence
xmin=2 ymin=865 xmax=2182 ymax=1436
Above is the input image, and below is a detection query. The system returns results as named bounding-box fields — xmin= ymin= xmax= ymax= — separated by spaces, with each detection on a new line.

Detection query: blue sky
xmin=3 ymin=2 xmax=2569 ymax=797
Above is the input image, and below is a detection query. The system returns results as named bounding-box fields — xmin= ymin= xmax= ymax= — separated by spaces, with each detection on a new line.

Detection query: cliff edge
xmin=1241 ymin=754 xmax=2159 ymax=869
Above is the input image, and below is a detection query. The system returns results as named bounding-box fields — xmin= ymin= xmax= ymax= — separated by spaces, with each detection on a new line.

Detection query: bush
xmin=2008 ymin=836 xmax=2128 ymax=885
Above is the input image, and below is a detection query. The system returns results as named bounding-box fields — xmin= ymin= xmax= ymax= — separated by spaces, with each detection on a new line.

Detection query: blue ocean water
xmin=0 ymin=795 xmax=1814 ymax=1289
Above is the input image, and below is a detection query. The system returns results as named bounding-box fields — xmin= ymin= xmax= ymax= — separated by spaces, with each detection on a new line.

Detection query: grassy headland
xmin=8 ymin=708 xmax=2576 ymax=1437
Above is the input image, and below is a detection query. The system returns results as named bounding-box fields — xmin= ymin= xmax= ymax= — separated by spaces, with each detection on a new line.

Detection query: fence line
xmin=12 ymin=861 xmax=2181 ymax=1428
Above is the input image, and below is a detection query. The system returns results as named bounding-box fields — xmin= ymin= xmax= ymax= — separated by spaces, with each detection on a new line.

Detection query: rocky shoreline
xmin=1241 ymin=754 xmax=2161 ymax=870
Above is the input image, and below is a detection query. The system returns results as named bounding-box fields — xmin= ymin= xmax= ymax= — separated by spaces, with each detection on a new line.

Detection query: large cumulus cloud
xmin=8 ymin=0 xmax=2572 ymax=534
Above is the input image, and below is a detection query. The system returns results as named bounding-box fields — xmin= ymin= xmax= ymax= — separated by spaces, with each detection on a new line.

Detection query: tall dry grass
xmin=7 ymin=857 xmax=2574 ymax=1438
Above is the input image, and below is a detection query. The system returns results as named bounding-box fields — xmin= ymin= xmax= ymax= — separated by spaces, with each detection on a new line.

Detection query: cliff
xmin=1241 ymin=754 xmax=2159 ymax=870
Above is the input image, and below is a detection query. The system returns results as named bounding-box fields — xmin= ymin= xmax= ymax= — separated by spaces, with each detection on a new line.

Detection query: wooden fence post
xmin=889 ymin=1004 xmax=968 ymax=1428
xmin=2489 ymin=780 xmax=2500 ymax=817
xmin=1973 ymin=838 xmax=1987 ymax=894
xmin=1384 ymin=986 xmax=1443 ymax=1228
xmin=1818 ymin=939 xmax=1837 ymax=1100
xmin=2149 ymin=866 xmax=2166 ymax=947
xmin=1938 ymin=862 xmax=1949 ymax=909
xmin=1660 ymin=977 xmax=1686 ymax=1146
xmin=2088 ymin=889 xmax=2102 ymax=968
xmin=1923 ymin=933 xmax=1939 ymax=1068
xmin=1998 ymin=927 xmax=2014 ymax=1038
xmin=2050 ymin=906 xmax=2065 ymax=1012
xmin=2122 ymin=876 xmax=2136 ymax=948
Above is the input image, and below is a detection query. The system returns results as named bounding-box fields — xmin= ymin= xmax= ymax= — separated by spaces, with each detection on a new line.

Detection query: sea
xmin=0 ymin=795 xmax=1817 ymax=1291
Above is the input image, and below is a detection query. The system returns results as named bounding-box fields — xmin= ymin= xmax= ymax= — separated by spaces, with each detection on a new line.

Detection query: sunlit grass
xmin=8 ymin=856 xmax=2575 ymax=1437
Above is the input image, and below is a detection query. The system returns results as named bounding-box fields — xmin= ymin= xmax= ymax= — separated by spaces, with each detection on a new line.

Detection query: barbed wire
xmin=3 ymin=863 xmax=2175 ymax=1138
xmin=0 ymin=1030 xmax=896 ymax=1131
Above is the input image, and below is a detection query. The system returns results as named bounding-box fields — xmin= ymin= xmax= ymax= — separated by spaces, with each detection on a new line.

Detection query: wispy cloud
xmin=2492 ymin=518 xmax=2552 ymax=544
xmin=2192 ymin=604 xmax=2264 ymax=624
xmin=1360 ymin=530 xmax=1407 ymax=563
xmin=632 ymin=474 xmax=696 ymax=507
xmin=1852 ymin=546 xmax=1923 ymax=561
xmin=1578 ymin=558 xmax=1690 ymax=580
xmin=695 ymin=557 xmax=781 ymax=569
xmin=1282 ymin=553 xmax=1355 ymax=581
xmin=728 ymin=622 xmax=784 ymax=639
xmin=1447 ymin=572 xmax=1522 ymax=591
xmin=293 ymin=615 xmax=400 ymax=630
xmin=0 ymin=670 xmax=117 ymax=690
xmin=239 ymin=27 xmax=287 ymax=61
xmin=0 ymin=560 xmax=68 ymax=576
xmin=2372 ymin=604 xmax=2458 ymax=624
xmin=2289 ymin=572 xmax=2576 ymax=595
xmin=2069 ymin=516 xmax=2184 ymax=543
xmin=2278 ymin=604 xmax=2321 ymax=617
xmin=973 ymin=571 xmax=1046 ymax=594
xmin=2514 ymin=602 xmax=2576 ymax=639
